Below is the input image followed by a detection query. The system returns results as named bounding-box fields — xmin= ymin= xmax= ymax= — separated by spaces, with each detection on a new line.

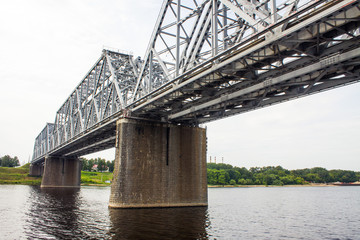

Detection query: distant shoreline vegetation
xmin=207 ymin=163 xmax=360 ymax=186
xmin=0 ymin=157 xmax=359 ymax=186
xmin=0 ymin=155 xmax=20 ymax=167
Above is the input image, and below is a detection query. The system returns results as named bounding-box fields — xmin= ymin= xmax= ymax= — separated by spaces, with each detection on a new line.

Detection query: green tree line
xmin=0 ymin=155 xmax=20 ymax=167
xmin=207 ymin=163 xmax=360 ymax=186
xmin=80 ymin=157 xmax=114 ymax=172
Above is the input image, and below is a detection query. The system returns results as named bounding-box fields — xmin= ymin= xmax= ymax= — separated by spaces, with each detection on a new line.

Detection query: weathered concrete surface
xmin=29 ymin=163 xmax=42 ymax=177
xmin=41 ymin=157 xmax=81 ymax=188
xmin=109 ymin=118 xmax=207 ymax=208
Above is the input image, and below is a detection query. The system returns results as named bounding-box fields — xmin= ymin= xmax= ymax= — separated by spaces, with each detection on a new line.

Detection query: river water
xmin=0 ymin=185 xmax=359 ymax=239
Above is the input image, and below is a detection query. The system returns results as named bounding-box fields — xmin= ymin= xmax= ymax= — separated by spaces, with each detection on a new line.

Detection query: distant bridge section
xmin=32 ymin=50 xmax=140 ymax=162
xmin=32 ymin=123 xmax=54 ymax=161
xmin=32 ymin=0 xmax=360 ymax=164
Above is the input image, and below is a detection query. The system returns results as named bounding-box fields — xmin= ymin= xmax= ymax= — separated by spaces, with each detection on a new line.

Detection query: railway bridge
xmin=30 ymin=0 xmax=360 ymax=208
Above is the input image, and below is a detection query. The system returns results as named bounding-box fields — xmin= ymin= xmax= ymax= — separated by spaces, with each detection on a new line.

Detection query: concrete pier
xmin=41 ymin=157 xmax=81 ymax=188
xmin=29 ymin=163 xmax=43 ymax=177
xmin=109 ymin=118 xmax=208 ymax=208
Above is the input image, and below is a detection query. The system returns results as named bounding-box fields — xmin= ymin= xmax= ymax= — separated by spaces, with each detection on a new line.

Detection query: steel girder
xmin=129 ymin=0 xmax=360 ymax=123
xmin=32 ymin=0 xmax=360 ymax=162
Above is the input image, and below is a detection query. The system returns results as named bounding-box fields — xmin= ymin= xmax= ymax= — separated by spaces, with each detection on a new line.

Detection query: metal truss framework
xmin=32 ymin=0 xmax=360 ymax=163
xmin=51 ymin=50 xmax=139 ymax=149
xmin=32 ymin=123 xmax=54 ymax=160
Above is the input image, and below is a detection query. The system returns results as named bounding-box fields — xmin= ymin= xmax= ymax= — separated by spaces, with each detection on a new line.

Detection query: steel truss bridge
xmin=32 ymin=0 xmax=360 ymax=163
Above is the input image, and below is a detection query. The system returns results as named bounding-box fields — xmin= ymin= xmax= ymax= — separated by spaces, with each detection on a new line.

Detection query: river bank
xmin=0 ymin=165 xmax=113 ymax=185
xmin=208 ymin=183 xmax=332 ymax=188
xmin=0 ymin=164 xmax=41 ymax=185
xmin=0 ymin=166 xmax=352 ymax=187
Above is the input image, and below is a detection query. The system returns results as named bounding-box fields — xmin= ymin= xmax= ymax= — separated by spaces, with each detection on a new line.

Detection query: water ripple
xmin=1 ymin=185 xmax=360 ymax=239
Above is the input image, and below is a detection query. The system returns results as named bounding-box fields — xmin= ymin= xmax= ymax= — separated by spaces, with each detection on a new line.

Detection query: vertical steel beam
xmin=223 ymin=3 xmax=228 ymax=50
xmin=269 ymin=0 xmax=277 ymax=24
xmin=212 ymin=0 xmax=218 ymax=56
xmin=149 ymin=51 xmax=153 ymax=93
xmin=176 ymin=0 xmax=181 ymax=77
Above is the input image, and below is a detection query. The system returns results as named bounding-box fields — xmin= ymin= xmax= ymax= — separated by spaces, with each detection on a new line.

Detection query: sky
xmin=0 ymin=0 xmax=359 ymax=171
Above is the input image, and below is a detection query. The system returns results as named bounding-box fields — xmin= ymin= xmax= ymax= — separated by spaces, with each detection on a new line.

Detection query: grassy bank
xmin=0 ymin=163 xmax=41 ymax=185
xmin=0 ymin=164 xmax=114 ymax=186
xmin=81 ymin=171 xmax=113 ymax=186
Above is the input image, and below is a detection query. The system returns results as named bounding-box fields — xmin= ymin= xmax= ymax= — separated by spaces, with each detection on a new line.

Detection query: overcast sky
xmin=1 ymin=0 xmax=359 ymax=171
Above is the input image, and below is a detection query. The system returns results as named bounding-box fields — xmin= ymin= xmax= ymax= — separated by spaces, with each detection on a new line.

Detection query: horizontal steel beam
xmin=63 ymin=136 xmax=116 ymax=157
xmin=169 ymin=47 xmax=360 ymax=120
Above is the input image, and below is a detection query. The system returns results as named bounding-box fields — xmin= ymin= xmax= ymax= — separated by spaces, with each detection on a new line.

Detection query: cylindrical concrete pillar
xmin=109 ymin=118 xmax=208 ymax=208
xmin=41 ymin=157 xmax=81 ymax=188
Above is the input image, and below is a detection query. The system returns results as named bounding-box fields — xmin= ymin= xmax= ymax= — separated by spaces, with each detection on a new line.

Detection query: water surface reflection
xmin=109 ymin=207 xmax=209 ymax=239
xmin=1 ymin=186 xmax=360 ymax=239
xmin=25 ymin=186 xmax=81 ymax=239
xmin=23 ymin=186 xmax=209 ymax=239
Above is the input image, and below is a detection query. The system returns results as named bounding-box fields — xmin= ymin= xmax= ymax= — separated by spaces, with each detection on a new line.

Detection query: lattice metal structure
xmin=33 ymin=50 xmax=139 ymax=160
xmin=132 ymin=0 xmax=295 ymax=101
xmin=129 ymin=0 xmax=360 ymax=121
xmin=51 ymin=50 xmax=139 ymax=149
xmin=32 ymin=123 xmax=54 ymax=160
xmin=32 ymin=0 xmax=360 ymax=162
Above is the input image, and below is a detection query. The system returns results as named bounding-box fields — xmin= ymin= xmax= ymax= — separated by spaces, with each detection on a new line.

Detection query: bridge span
xmin=30 ymin=0 xmax=360 ymax=208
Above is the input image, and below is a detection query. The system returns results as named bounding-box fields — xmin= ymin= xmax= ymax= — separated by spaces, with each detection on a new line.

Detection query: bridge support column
xmin=41 ymin=157 xmax=81 ymax=188
xmin=109 ymin=118 xmax=207 ymax=208
xmin=29 ymin=163 xmax=42 ymax=177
